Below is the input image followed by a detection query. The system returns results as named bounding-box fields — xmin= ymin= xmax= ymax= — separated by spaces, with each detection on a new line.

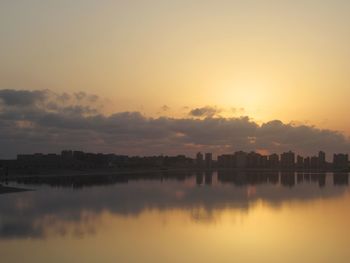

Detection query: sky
xmin=1 ymin=0 xmax=350 ymax=158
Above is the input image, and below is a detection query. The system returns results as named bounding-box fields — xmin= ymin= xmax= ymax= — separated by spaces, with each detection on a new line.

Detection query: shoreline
xmin=1 ymin=167 xmax=349 ymax=182
xmin=0 ymin=184 xmax=31 ymax=194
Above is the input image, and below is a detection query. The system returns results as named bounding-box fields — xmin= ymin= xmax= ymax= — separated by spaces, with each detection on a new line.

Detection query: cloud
xmin=189 ymin=106 xmax=221 ymax=117
xmin=161 ymin=105 xmax=170 ymax=112
xmin=230 ymin=107 xmax=245 ymax=114
xmin=0 ymin=89 xmax=349 ymax=158
xmin=0 ymin=89 xmax=47 ymax=106
xmin=74 ymin=92 xmax=99 ymax=103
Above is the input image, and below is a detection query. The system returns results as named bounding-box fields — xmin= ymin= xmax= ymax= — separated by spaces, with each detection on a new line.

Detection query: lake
xmin=0 ymin=171 xmax=349 ymax=263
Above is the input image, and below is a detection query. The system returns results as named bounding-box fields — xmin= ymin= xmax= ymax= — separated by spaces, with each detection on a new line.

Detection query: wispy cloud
xmin=188 ymin=106 xmax=221 ymax=118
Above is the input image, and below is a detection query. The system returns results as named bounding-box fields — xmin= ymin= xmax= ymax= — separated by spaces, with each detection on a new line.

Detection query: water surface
xmin=0 ymin=171 xmax=349 ymax=263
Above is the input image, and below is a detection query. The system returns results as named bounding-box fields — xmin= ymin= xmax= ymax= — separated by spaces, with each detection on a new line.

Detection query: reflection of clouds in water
xmin=190 ymin=207 xmax=221 ymax=224
xmin=246 ymin=186 xmax=257 ymax=198
xmin=0 ymin=174 xmax=348 ymax=239
xmin=175 ymin=190 xmax=186 ymax=200
xmin=14 ymin=196 xmax=34 ymax=211
xmin=33 ymin=211 xmax=100 ymax=238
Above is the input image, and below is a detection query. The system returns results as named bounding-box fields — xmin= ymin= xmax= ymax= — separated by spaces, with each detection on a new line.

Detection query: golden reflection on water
xmin=1 ymin=189 xmax=350 ymax=263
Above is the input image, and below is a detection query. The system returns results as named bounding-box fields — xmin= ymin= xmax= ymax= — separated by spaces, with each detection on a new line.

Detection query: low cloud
xmin=161 ymin=105 xmax=170 ymax=112
xmin=189 ymin=106 xmax=221 ymax=118
xmin=231 ymin=107 xmax=245 ymax=114
xmin=0 ymin=89 xmax=47 ymax=106
xmin=0 ymin=89 xmax=349 ymax=158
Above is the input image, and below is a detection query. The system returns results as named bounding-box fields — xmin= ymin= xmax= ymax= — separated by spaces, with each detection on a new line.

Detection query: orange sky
xmin=1 ymin=1 xmax=350 ymax=134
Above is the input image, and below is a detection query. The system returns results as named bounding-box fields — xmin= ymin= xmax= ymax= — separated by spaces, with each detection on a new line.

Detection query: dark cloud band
xmin=0 ymin=89 xmax=349 ymax=158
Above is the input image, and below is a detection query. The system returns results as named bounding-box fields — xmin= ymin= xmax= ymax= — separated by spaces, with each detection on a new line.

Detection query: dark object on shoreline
xmin=0 ymin=184 xmax=30 ymax=195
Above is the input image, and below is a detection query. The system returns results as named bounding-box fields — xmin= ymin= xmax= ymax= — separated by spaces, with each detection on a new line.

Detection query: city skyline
xmin=2 ymin=148 xmax=348 ymax=170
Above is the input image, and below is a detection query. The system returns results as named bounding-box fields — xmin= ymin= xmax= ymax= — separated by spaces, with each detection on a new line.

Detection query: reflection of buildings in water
xmin=319 ymin=174 xmax=326 ymax=187
xmin=218 ymin=171 xmax=326 ymax=187
xmin=217 ymin=170 xmax=334 ymax=188
xmin=310 ymin=173 xmax=326 ymax=187
xmin=297 ymin=173 xmax=304 ymax=184
xmin=333 ymin=173 xmax=349 ymax=186
xmin=280 ymin=172 xmax=295 ymax=187
xmin=267 ymin=171 xmax=279 ymax=184
xmin=297 ymin=173 xmax=326 ymax=187
xmin=304 ymin=173 xmax=310 ymax=182
xmin=217 ymin=170 xmax=277 ymax=186
xmin=204 ymin=171 xmax=213 ymax=185
xmin=196 ymin=171 xmax=204 ymax=185
xmin=217 ymin=171 xmax=248 ymax=186
xmin=0 ymin=172 xmax=350 ymax=240
xmin=4 ymin=170 xmax=349 ymax=190
xmin=216 ymin=171 xmax=333 ymax=188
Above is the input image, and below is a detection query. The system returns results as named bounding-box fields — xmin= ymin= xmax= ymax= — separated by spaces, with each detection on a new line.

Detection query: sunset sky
xmin=1 ymin=1 xmax=350 ymax=158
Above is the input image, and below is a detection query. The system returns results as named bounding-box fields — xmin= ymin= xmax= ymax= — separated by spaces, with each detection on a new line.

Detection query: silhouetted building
xmin=234 ymin=151 xmax=247 ymax=169
xmin=333 ymin=154 xmax=349 ymax=170
xmin=73 ymin=151 xmax=85 ymax=161
xmin=260 ymin=155 xmax=268 ymax=168
xmin=304 ymin=157 xmax=310 ymax=169
xmin=296 ymin=155 xmax=304 ymax=169
xmin=310 ymin=156 xmax=319 ymax=169
xmin=17 ymin=153 xmax=61 ymax=169
xmin=2 ymin=149 xmax=349 ymax=173
xmin=205 ymin=153 xmax=213 ymax=168
xmin=61 ymin=150 xmax=73 ymax=159
xmin=196 ymin=152 xmax=204 ymax=168
xmin=280 ymin=151 xmax=295 ymax=169
xmin=268 ymin=154 xmax=279 ymax=168
xmin=247 ymin=152 xmax=262 ymax=168
xmin=318 ymin=151 xmax=326 ymax=168
xmin=217 ymin=154 xmax=234 ymax=168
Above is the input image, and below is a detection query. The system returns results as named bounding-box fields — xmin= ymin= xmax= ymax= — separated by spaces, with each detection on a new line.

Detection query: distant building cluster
xmin=212 ymin=150 xmax=348 ymax=170
xmin=4 ymin=150 xmax=193 ymax=170
xmin=0 ymin=150 xmax=349 ymax=174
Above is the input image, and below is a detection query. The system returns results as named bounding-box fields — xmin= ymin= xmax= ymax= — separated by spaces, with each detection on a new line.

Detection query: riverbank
xmin=0 ymin=184 xmax=30 ymax=195
xmin=1 ymin=166 xmax=348 ymax=182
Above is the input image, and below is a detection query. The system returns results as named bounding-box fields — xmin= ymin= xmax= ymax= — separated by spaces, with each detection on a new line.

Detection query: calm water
xmin=0 ymin=171 xmax=350 ymax=263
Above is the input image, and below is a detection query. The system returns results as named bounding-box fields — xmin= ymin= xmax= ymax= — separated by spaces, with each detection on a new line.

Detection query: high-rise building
xmin=318 ymin=151 xmax=326 ymax=168
xmin=196 ymin=152 xmax=204 ymax=168
xmin=304 ymin=156 xmax=310 ymax=169
xmin=296 ymin=155 xmax=304 ymax=169
xmin=205 ymin=153 xmax=213 ymax=168
xmin=280 ymin=151 xmax=295 ymax=168
xmin=333 ymin=154 xmax=349 ymax=170
xmin=260 ymin=155 xmax=268 ymax=168
xmin=217 ymin=154 xmax=234 ymax=168
xmin=234 ymin=151 xmax=247 ymax=168
xmin=310 ymin=156 xmax=319 ymax=169
xmin=61 ymin=150 xmax=73 ymax=159
xmin=247 ymin=152 xmax=262 ymax=168
xmin=268 ymin=154 xmax=279 ymax=168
